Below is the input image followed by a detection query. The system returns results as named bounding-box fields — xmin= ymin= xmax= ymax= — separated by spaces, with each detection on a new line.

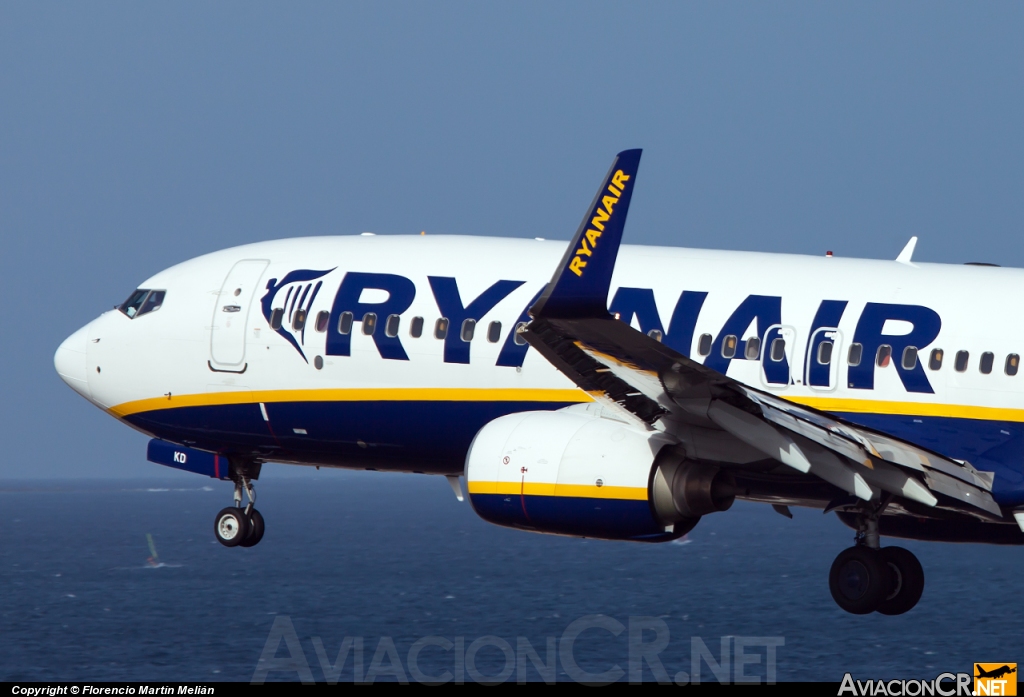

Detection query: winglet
xmin=530 ymin=149 xmax=642 ymax=319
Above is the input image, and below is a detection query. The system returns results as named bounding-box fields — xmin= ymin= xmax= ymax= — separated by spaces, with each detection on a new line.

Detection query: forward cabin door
xmin=209 ymin=259 xmax=270 ymax=372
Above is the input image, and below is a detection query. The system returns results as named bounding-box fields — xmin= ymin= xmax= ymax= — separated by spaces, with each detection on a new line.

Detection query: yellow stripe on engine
xmin=467 ymin=480 xmax=648 ymax=501
xmin=109 ymin=387 xmax=592 ymax=418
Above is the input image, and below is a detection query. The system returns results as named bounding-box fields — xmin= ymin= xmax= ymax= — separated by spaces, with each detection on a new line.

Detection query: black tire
xmin=240 ymin=509 xmax=265 ymax=548
xmin=214 ymin=507 xmax=250 ymax=548
xmin=829 ymin=546 xmax=891 ymax=615
xmin=876 ymin=546 xmax=924 ymax=616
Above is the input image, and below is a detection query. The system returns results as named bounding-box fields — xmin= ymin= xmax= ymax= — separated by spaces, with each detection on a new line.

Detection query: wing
xmin=524 ymin=149 xmax=1002 ymax=523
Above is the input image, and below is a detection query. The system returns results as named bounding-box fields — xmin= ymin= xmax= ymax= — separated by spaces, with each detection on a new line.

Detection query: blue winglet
xmin=530 ymin=149 xmax=642 ymax=319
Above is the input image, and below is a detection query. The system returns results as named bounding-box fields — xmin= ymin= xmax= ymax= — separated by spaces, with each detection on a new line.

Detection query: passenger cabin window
xmin=955 ymin=350 xmax=969 ymax=372
xmin=980 ymin=352 xmax=994 ymax=375
xmin=902 ymin=346 xmax=918 ymax=371
xmin=847 ymin=343 xmax=863 ymax=367
xmin=876 ymin=345 xmax=892 ymax=368
xmin=315 ymin=311 xmax=330 ymax=333
xmin=119 ymin=289 xmax=166 ymax=319
xmin=292 ymin=309 xmax=307 ymax=331
xmin=722 ymin=335 xmax=738 ymax=359
xmin=385 ymin=314 xmax=401 ymax=338
xmin=745 ymin=337 xmax=761 ymax=360
xmin=647 ymin=329 xmax=663 ymax=342
xmin=817 ymin=340 xmax=833 ymax=365
xmin=487 ymin=321 xmax=502 ymax=343
xmin=435 ymin=318 xmax=449 ymax=340
xmin=697 ymin=333 xmax=712 ymax=356
xmin=361 ymin=313 xmax=377 ymax=335
xmin=270 ymin=308 xmax=285 ymax=330
xmin=770 ymin=338 xmax=786 ymax=362
xmin=1006 ymin=354 xmax=1020 ymax=376
xmin=514 ymin=322 xmax=528 ymax=345
xmin=337 ymin=311 xmax=354 ymax=335
xmin=409 ymin=316 xmax=424 ymax=338
xmin=950 ymin=350 xmax=966 ymax=372
xmin=461 ymin=319 xmax=476 ymax=342
xmin=929 ymin=349 xmax=943 ymax=370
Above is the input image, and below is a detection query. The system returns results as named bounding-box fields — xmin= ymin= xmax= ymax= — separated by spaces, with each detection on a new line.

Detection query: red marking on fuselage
xmin=519 ymin=468 xmax=531 ymax=522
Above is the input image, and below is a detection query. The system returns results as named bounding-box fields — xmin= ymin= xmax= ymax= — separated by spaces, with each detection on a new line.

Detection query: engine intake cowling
xmin=465 ymin=408 xmax=684 ymax=541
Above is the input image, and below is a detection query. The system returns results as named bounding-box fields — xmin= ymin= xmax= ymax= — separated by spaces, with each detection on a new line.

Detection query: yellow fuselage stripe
xmin=110 ymin=385 xmax=1024 ymax=426
xmin=109 ymin=387 xmax=592 ymax=419
xmin=787 ymin=396 xmax=1024 ymax=423
xmin=467 ymin=481 xmax=649 ymax=501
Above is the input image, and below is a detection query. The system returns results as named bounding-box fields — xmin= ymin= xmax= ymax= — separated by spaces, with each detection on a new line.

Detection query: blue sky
xmin=1 ymin=2 xmax=1021 ymax=477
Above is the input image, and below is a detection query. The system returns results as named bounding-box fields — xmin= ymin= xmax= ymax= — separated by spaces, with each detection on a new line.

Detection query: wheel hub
xmin=218 ymin=514 xmax=241 ymax=540
xmin=837 ymin=559 xmax=871 ymax=601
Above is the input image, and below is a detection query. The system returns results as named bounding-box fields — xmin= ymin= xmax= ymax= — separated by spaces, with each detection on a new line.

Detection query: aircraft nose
xmin=54 ymin=323 xmax=91 ymax=399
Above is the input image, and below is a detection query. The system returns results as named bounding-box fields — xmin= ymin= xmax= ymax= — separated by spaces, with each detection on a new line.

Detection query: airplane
xmin=975 ymin=665 xmax=1017 ymax=680
xmin=54 ymin=149 xmax=1024 ymax=616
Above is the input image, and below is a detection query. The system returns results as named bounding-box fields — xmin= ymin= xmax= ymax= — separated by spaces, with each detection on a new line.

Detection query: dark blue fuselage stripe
xmin=125 ymin=400 xmax=578 ymax=474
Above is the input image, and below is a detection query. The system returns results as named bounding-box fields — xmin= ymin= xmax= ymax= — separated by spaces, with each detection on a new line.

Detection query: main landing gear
xmin=214 ymin=474 xmax=265 ymax=548
xmin=828 ymin=514 xmax=924 ymax=615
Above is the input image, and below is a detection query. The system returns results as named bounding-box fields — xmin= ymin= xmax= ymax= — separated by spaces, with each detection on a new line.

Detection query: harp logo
xmin=260 ymin=268 xmax=335 ymax=362
xmin=975 ymin=664 xmax=1017 ymax=696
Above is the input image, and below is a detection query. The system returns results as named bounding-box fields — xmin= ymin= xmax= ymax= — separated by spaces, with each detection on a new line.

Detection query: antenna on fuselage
xmin=896 ymin=236 xmax=918 ymax=264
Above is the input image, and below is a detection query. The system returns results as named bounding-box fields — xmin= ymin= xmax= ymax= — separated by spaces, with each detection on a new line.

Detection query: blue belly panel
xmin=124 ymin=400 xmax=577 ymax=474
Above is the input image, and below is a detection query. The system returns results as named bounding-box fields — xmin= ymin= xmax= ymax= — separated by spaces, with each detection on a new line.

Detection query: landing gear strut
xmin=828 ymin=511 xmax=924 ymax=615
xmin=214 ymin=469 xmax=265 ymax=548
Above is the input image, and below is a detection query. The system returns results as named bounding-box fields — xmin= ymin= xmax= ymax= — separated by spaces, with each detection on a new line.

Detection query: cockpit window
xmin=139 ymin=290 xmax=165 ymax=316
xmin=119 ymin=289 xmax=166 ymax=319
xmin=119 ymin=290 xmax=148 ymax=318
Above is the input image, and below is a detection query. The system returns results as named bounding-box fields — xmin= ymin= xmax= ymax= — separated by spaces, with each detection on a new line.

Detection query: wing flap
xmin=922 ymin=469 xmax=1003 ymax=517
xmin=739 ymin=386 xmax=996 ymax=493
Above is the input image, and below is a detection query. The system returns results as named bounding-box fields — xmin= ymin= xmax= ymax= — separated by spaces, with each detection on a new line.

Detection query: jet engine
xmin=465 ymin=407 xmax=735 ymax=542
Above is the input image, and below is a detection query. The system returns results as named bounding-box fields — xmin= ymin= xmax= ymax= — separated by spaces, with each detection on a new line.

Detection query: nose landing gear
xmin=828 ymin=512 xmax=924 ymax=615
xmin=214 ymin=472 xmax=265 ymax=548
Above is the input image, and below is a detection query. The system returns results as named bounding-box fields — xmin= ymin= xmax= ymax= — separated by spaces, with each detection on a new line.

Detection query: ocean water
xmin=1 ymin=470 xmax=1020 ymax=683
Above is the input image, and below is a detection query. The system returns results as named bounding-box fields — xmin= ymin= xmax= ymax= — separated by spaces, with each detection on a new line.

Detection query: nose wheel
xmin=214 ymin=475 xmax=265 ymax=548
xmin=239 ymin=508 xmax=265 ymax=548
xmin=214 ymin=507 xmax=250 ymax=547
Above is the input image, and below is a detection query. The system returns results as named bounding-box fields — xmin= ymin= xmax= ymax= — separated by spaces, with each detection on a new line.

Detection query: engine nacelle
xmin=466 ymin=408 xmax=688 ymax=542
